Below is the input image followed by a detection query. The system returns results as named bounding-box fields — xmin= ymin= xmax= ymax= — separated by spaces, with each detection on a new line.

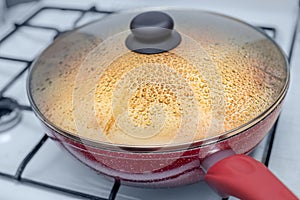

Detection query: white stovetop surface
xmin=0 ymin=0 xmax=299 ymax=199
xmin=2 ymin=0 xmax=298 ymax=54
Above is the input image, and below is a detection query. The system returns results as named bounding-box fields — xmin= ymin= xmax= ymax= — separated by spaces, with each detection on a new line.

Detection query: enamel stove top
xmin=0 ymin=0 xmax=299 ymax=199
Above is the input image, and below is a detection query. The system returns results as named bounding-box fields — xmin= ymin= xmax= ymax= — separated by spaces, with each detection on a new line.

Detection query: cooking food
xmin=30 ymin=16 xmax=286 ymax=145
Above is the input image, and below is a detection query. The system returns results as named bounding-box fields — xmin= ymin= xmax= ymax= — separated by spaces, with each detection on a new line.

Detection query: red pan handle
xmin=205 ymin=154 xmax=298 ymax=200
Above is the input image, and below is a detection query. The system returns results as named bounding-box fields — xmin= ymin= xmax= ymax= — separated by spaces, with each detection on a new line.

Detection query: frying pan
xmin=27 ymin=9 xmax=298 ymax=199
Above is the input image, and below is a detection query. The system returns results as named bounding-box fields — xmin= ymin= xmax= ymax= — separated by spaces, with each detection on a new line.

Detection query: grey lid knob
xmin=125 ymin=11 xmax=181 ymax=54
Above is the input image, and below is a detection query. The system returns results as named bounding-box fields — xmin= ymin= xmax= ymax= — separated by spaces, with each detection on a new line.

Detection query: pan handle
xmin=205 ymin=154 xmax=298 ymax=200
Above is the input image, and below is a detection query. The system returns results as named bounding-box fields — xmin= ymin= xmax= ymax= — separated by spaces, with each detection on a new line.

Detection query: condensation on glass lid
xmin=29 ymin=11 xmax=287 ymax=147
xmin=71 ymin=31 xmax=285 ymax=146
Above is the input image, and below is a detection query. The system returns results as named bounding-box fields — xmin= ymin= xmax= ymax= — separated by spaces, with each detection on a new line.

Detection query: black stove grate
xmin=0 ymin=5 xmax=116 ymax=200
xmin=0 ymin=4 xmax=298 ymax=200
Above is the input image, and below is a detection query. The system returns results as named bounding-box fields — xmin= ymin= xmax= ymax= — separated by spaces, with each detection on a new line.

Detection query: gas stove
xmin=0 ymin=0 xmax=299 ymax=199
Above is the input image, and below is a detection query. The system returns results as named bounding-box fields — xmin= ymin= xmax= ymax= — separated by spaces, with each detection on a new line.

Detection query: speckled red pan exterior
xmin=42 ymin=102 xmax=282 ymax=188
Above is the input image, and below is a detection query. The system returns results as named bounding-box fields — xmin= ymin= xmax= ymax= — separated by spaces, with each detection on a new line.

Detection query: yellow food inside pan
xmin=31 ymin=31 xmax=286 ymax=146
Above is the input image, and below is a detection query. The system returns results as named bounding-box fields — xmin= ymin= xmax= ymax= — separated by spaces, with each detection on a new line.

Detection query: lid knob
xmin=125 ymin=11 xmax=181 ymax=54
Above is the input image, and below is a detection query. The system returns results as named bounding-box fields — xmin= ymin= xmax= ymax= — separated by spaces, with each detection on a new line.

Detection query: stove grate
xmin=0 ymin=5 xmax=119 ymax=200
xmin=1 ymin=4 xmax=295 ymax=200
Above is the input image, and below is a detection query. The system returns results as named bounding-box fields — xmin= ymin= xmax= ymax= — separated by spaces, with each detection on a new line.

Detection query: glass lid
xmin=28 ymin=9 xmax=288 ymax=149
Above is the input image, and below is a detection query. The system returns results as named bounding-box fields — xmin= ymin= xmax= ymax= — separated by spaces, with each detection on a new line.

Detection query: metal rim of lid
xmin=26 ymin=8 xmax=289 ymax=153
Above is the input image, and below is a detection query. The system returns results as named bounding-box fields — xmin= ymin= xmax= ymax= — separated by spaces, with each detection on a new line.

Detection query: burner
xmin=0 ymin=97 xmax=22 ymax=132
